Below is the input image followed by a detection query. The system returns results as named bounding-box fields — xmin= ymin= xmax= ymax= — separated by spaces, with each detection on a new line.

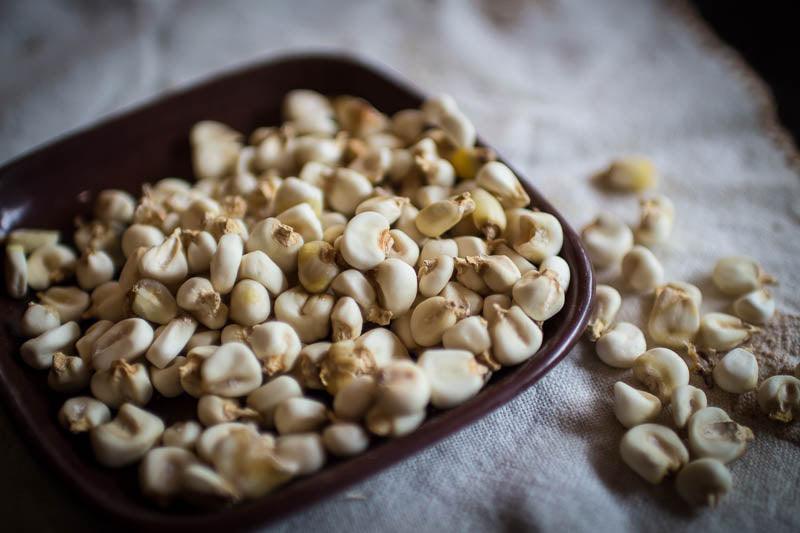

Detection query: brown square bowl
xmin=0 ymin=53 xmax=594 ymax=531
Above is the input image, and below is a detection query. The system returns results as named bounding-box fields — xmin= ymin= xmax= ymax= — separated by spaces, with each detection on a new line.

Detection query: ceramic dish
xmin=0 ymin=53 xmax=594 ymax=531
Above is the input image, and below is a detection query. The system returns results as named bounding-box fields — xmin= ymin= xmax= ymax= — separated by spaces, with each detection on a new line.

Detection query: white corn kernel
xmin=138 ymin=231 xmax=188 ymax=286
xmin=442 ymin=315 xmax=491 ymax=356
xmin=162 ymin=420 xmax=202 ymax=450
xmin=621 ymin=245 xmax=663 ymax=293
xmin=712 ymin=256 xmax=775 ymax=297
xmin=634 ymin=194 xmax=674 ymax=246
xmin=274 ymin=397 xmax=328 ymax=435
xmin=439 ymin=281 xmax=484 ymax=316
xmin=384 ymin=229 xmax=418 ymax=267
xmin=6 ymin=228 xmax=60 ymax=253
xmin=475 ymin=161 xmax=530 ymax=208
xmin=461 ymin=255 xmax=521 ymax=294
xmin=196 ymin=422 xmax=259 ymax=464
xmin=415 ymin=193 xmax=475 ymax=237
xmin=331 ymin=296 xmax=363 ymax=341
xmin=295 ymin=342 xmax=331 ymax=390
xmin=181 ymin=463 xmax=241 ymax=506
xmin=48 ymin=352 xmax=91 ymax=392
xmin=275 ymin=433 xmax=326 ymax=475
xmin=365 ymin=406 xmax=425 ymax=437
xmin=505 ymin=209 xmax=563 ymax=263
xmin=248 ymin=321 xmax=302 ymax=375
xmin=699 ymin=312 xmax=758 ymax=351
xmin=246 ymin=218 xmax=304 ymax=274
xmin=58 ymin=396 xmax=111 ymax=433
xmin=340 ymin=211 xmax=392 ymax=271
xmin=331 ymin=269 xmax=377 ymax=313
xmin=5 ymin=244 xmax=27 ymax=298
xmin=185 ymin=329 xmax=220 ymax=352
xmin=595 ymin=156 xmax=656 ymax=192
xmin=319 ymin=340 xmax=377 ymax=396
xmin=671 ymin=384 xmax=708 ymax=429
xmin=595 ymin=322 xmax=646 ymax=369
xmin=297 ymin=241 xmax=340 ymax=294
xmin=91 ymin=359 xmax=153 ymax=408
xmin=139 ymin=446 xmax=199 ymax=506
xmin=90 ymin=403 xmax=165 ymax=467
xmin=176 ymin=277 xmax=229 ymax=330
xmin=146 ymin=315 xmax=197 ymax=368
xmin=201 ymin=343 xmax=262 ymax=397
xmin=327 ymin=168 xmax=374 ymax=216
xmin=688 ymin=407 xmax=754 ymax=463
xmin=129 ymin=279 xmax=177 ymax=325
xmin=75 ymin=248 xmax=115 ymax=290
xmin=284 ymin=89 xmax=332 ymax=121
xmin=150 ymin=356 xmax=188 ymax=398
xmin=356 ymin=195 xmax=407 ymax=224
xmin=676 ymin=458 xmax=732 ymax=507
xmin=632 ymin=348 xmax=690 ymax=403
xmin=95 ymin=189 xmax=135 ymax=223
xmin=122 ymin=224 xmax=165 ymax=259
xmin=349 ymin=145 xmax=392 ymax=183
xmin=210 ymin=233 xmax=243 ymax=295
xmin=491 ymin=242 xmax=536 ymax=275
xmin=369 ymin=258 xmax=417 ymax=320
xmin=238 ymin=250 xmax=288 ymax=296
xmin=418 ymin=349 xmax=488 ymax=408
xmin=620 ymin=423 xmax=688 ymax=484
xmin=322 ymin=423 xmax=369 ymax=457
xmin=333 ymin=375 xmax=376 ymax=421
xmin=712 ymin=348 xmax=758 ymax=393
xmin=246 ymin=375 xmax=303 ymax=427
xmin=26 ymin=243 xmax=76 ymax=290
xmin=613 ymin=382 xmax=661 ymax=428
xmin=20 ymin=321 xmax=81 ymax=369
xmin=470 ymin=187 xmax=506 ymax=239
xmin=410 ymin=296 xmax=467 ymax=347
xmin=733 ymin=288 xmax=775 ymax=325
xmin=212 ymin=429 xmax=296 ymax=499
xmin=418 ymin=238 xmax=458 ymax=266
xmin=92 ymin=317 xmax=154 ymax=371
xmin=276 ymin=203 xmax=323 ymax=243
xmin=20 ymin=302 xmax=60 ymax=337
xmin=540 ymin=255 xmax=570 ymax=292
xmin=488 ymin=305 xmax=543 ymax=366
xmin=395 ymin=203 xmax=427 ymax=245
xmin=581 ymin=213 xmax=634 ymax=269
xmin=418 ymin=256 xmax=455 ymax=298
xmin=38 ymin=285 xmax=90 ymax=322
xmin=274 ymin=288 xmax=335 ymax=343
xmin=229 ymin=279 xmax=271 ymax=326
xmin=648 ymin=282 xmax=701 ymax=349
xmin=197 ymin=395 xmax=259 ymax=426
xmin=273 ymin=177 xmax=323 ymax=216
xmin=454 ymin=236 xmax=488 ymax=258
xmin=183 ymin=230 xmax=217 ymax=275
xmin=179 ymin=346 xmax=217 ymax=398
xmin=375 ymin=360 xmax=431 ymax=415
xmin=757 ymin=375 xmax=800 ymax=423
xmin=482 ymin=293 xmax=511 ymax=323
xmin=512 ymin=269 xmax=564 ymax=321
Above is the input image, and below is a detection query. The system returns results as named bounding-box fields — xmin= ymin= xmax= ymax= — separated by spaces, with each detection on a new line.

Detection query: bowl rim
xmin=0 ymin=52 xmax=595 ymax=531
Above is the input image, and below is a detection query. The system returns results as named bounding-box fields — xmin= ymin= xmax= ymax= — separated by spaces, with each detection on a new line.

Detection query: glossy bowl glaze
xmin=0 ymin=54 xmax=594 ymax=531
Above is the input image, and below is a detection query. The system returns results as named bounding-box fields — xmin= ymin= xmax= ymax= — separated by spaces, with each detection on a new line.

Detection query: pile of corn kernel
xmin=2 ymin=90 xmax=571 ymax=507
xmin=584 ymin=158 xmax=800 ymax=507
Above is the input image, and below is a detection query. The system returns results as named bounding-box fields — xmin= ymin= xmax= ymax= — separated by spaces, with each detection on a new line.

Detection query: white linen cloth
xmin=1 ymin=0 xmax=798 ymax=531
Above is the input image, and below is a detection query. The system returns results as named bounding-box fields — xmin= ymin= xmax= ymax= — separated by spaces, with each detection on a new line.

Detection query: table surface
xmin=1 ymin=1 xmax=798 ymax=531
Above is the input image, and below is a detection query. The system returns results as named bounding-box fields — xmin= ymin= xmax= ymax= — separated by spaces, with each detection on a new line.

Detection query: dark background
xmin=693 ymin=0 xmax=800 ymax=144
